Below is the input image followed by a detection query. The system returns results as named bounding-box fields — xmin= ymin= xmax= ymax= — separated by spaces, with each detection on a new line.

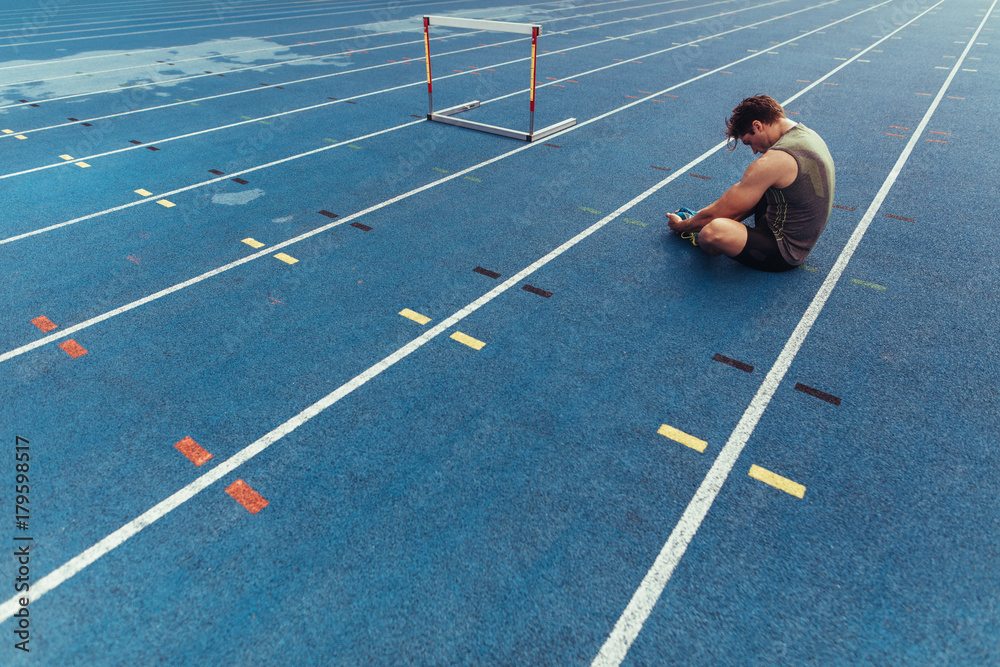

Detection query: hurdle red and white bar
xmin=423 ymin=15 xmax=577 ymax=142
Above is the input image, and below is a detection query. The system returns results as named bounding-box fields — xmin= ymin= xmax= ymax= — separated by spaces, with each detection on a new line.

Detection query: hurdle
xmin=422 ymin=15 xmax=577 ymax=142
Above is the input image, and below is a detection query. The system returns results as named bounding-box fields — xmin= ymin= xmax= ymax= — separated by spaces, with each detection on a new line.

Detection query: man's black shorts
xmin=733 ymin=223 xmax=797 ymax=273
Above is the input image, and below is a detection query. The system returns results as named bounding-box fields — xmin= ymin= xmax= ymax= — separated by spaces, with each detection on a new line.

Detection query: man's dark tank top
xmin=763 ymin=123 xmax=836 ymax=265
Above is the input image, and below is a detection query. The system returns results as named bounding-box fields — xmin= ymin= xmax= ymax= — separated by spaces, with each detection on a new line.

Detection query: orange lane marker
xmin=226 ymin=479 xmax=269 ymax=514
xmin=174 ymin=436 xmax=213 ymax=466
xmin=31 ymin=316 xmax=58 ymax=332
xmin=884 ymin=133 xmax=905 ymax=138
xmin=58 ymin=340 xmax=87 ymax=358
xmin=929 ymin=131 xmax=951 ymax=135
xmin=926 ymin=138 xmax=947 ymax=143
xmin=889 ymin=126 xmax=910 ymax=130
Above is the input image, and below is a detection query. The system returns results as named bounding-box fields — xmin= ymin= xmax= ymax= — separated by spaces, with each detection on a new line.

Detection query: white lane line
xmin=591 ymin=1 xmax=989 ymax=664
xmin=0 ymin=0 xmax=738 ymax=114
xmin=0 ymin=0 xmax=474 ymax=49
xmin=0 ymin=0 xmax=618 ymax=74
xmin=0 ymin=0 xmax=796 ymax=216
xmin=0 ymin=0 xmax=876 ymax=364
xmin=0 ymin=0 xmax=895 ymax=623
xmin=0 ymin=0 xmax=864 ymax=324
xmin=0 ymin=0 xmax=412 ymax=33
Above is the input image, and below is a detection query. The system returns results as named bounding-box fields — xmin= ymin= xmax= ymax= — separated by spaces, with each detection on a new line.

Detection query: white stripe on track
xmin=0 ymin=0 xmax=793 ymax=203
xmin=0 ymin=0 xmax=731 ymax=112
xmin=0 ymin=0 xmax=894 ymax=624
xmin=591 ymin=1 xmax=992 ymax=664
xmin=0 ymin=0 xmax=408 ymax=33
xmin=0 ymin=0 xmax=870 ymax=350
xmin=0 ymin=0 xmax=639 ymax=73
xmin=0 ymin=0 xmax=474 ymax=49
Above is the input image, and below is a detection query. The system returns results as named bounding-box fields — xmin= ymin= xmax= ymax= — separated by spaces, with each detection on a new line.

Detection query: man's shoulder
xmin=749 ymin=148 xmax=798 ymax=187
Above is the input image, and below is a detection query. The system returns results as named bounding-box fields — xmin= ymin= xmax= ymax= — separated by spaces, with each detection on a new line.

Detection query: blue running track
xmin=0 ymin=0 xmax=998 ymax=663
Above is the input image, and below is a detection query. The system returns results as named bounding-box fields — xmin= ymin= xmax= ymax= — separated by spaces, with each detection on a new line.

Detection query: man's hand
xmin=666 ymin=210 xmax=696 ymax=233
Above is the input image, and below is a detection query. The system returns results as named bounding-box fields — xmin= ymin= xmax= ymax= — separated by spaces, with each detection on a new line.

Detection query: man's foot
xmin=680 ymin=231 xmax=699 ymax=246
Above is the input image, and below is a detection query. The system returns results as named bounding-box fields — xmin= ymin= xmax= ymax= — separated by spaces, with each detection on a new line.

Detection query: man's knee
xmin=698 ymin=219 xmax=746 ymax=256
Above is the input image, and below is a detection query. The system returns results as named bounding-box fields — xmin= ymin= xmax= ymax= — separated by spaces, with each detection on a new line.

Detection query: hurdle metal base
xmin=428 ymin=101 xmax=576 ymax=142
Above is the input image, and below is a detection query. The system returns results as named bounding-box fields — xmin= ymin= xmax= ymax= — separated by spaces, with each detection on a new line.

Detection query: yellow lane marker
xmin=2 ymin=129 xmax=13 ymax=134
xmin=748 ymin=464 xmax=806 ymax=498
xmin=399 ymin=308 xmax=431 ymax=325
xmin=156 ymin=199 xmax=175 ymax=207
xmin=134 ymin=189 xmax=153 ymax=197
xmin=657 ymin=424 xmax=707 ymax=453
xmin=450 ymin=331 xmax=485 ymax=350
xmin=15 ymin=135 xmax=28 ymax=140
xmin=274 ymin=253 xmax=298 ymax=264
xmin=242 ymin=238 xmax=265 ymax=249
xmin=75 ymin=162 xmax=90 ymax=168
xmin=60 ymin=154 xmax=74 ymax=160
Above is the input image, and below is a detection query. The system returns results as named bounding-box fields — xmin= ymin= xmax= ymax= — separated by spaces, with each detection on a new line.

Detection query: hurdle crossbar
xmin=422 ymin=15 xmax=576 ymax=142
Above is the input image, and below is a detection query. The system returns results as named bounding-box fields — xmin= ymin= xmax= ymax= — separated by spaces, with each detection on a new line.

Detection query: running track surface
xmin=1 ymin=0 xmax=998 ymax=664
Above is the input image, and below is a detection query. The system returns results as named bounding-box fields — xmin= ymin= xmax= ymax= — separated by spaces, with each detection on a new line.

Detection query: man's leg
xmin=694 ymin=218 xmax=749 ymax=257
xmin=693 ymin=195 xmax=765 ymax=256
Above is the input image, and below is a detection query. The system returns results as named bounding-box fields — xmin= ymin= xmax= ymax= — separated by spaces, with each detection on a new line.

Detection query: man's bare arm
xmin=667 ymin=150 xmax=797 ymax=232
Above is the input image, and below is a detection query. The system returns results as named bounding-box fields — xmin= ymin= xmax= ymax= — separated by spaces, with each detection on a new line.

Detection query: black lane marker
xmin=712 ymin=353 xmax=754 ymax=373
xmin=886 ymin=214 xmax=915 ymax=222
xmin=209 ymin=169 xmax=225 ymax=175
xmin=275 ymin=86 xmax=285 ymax=90
xmin=523 ymin=285 xmax=553 ymax=298
xmin=67 ymin=117 xmax=78 ymax=121
xmin=29 ymin=104 xmax=39 ymax=108
xmin=833 ymin=204 xmax=855 ymax=211
xmin=81 ymin=123 xmax=92 ymax=127
xmin=794 ymin=383 xmax=841 ymax=406
xmin=544 ymin=143 xmax=561 ymax=148
xmin=232 ymin=178 xmax=248 ymax=185
xmin=651 ymin=165 xmax=671 ymax=171
xmin=410 ymin=115 xmax=423 ymax=118
xmin=318 ymin=210 xmax=338 ymax=218
xmin=327 ymin=97 xmax=339 ymax=100
xmin=690 ymin=173 xmax=711 ymax=180
xmin=129 ymin=140 xmax=143 ymax=145
xmin=345 ymin=100 xmax=358 ymax=104
xmin=474 ymin=266 xmax=501 ymax=279
xmin=351 ymin=222 xmax=371 ymax=231
xmin=146 ymin=146 xmax=159 ymax=151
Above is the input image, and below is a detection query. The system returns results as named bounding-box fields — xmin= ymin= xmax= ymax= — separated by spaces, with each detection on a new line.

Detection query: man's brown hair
xmin=725 ymin=95 xmax=786 ymax=149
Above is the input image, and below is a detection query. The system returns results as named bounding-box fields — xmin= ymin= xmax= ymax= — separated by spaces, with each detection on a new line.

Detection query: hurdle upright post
xmin=529 ymin=26 xmax=538 ymax=136
xmin=423 ymin=16 xmax=433 ymax=117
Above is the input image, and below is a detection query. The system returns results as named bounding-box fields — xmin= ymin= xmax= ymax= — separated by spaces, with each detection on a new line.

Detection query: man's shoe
xmin=675 ymin=206 xmax=698 ymax=220
xmin=674 ymin=207 xmax=698 ymax=245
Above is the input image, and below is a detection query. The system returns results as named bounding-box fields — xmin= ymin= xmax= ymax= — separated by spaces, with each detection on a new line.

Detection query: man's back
xmin=764 ymin=124 xmax=836 ymax=265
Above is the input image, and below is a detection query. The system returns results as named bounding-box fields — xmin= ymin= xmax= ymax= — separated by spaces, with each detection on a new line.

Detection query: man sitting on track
xmin=666 ymin=95 xmax=836 ymax=272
